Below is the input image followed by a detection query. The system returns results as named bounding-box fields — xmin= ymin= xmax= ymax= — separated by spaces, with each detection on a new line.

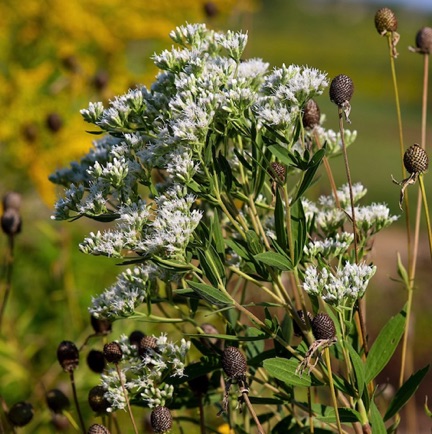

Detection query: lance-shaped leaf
xmin=187 ymin=281 xmax=233 ymax=306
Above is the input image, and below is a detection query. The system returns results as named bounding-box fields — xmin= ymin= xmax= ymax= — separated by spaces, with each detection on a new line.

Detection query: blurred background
xmin=1 ymin=0 xmax=432 ymax=432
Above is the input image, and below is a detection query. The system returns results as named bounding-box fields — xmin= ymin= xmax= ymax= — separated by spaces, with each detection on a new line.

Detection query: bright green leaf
xmin=254 ymin=251 xmax=292 ymax=271
xmin=187 ymin=281 xmax=233 ymax=305
xmin=263 ymin=357 xmax=317 ymax=387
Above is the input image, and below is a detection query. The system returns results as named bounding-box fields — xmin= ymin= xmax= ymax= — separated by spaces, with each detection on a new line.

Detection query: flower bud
xmin=7 ymin=401 xmax=33 ymax=427
xmin=374 ymin=8 xmax=398 ymax=35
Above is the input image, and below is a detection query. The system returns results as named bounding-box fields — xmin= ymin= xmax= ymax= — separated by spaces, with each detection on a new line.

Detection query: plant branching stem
xmin=0 ymin=236 xmax=15 ymax=334
xmin=115 ymin=364 xmax=139 ymax=434
xmin=69 ymin=372 xmax=86 ymax=434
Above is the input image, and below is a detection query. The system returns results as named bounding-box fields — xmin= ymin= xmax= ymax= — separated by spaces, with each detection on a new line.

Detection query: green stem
xmin=418 ymin=175 xmax=432 ymax=260
xmin=324 ymin=347 xmax=343 ymax=434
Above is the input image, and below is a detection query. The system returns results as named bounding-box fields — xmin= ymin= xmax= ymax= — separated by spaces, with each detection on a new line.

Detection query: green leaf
xmin=246 ymin=230 xmax=264 ymax=256
xmin=254 ymin=251 xmax=293 ymax=271
xmin=263 ymin=357 xmax=319 ymax=387
xmin=346 ymin=341 xmax=366 ymax=398
xmin=268 ymin=144 xmax=293 ymax=166
xmin=211 ymin=211 xmax=225 ymax=255
xmin=396 ymin=253 xmax=411 ymax=289
xmin=187 ymin=281 xmax=233 ymax=306
xmin=290 ymin=199 xmax=306 ymax=265
xmin=313 ymin=405 xmax=362 ymax=423
xmin=369 ymin=401 xmax=386 ymax=434
xmin=384 ymin=364 xmax=429 ymax=421
xmin=186 ymin=332 xmax=267 ymax=342
xmin=365 ymin=308 xmax=406 ymax=384
xmin=274 ymin=188 xmax=288 ymax=250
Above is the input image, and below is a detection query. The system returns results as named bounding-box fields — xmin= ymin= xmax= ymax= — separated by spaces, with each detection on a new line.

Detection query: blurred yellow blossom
xmin=0 ymin=0 xmax=258 ymax=205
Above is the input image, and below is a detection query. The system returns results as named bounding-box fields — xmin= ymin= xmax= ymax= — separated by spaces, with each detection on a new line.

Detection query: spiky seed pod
xmin=57 ymin=341 xmax=79 ymax=373
xmin=88 ymin=424 xmax=111 ymax=434
xmin=404 ymin=144 xmax=429 ymax=175
xmin=415 ymin=27 xmax=432 ymax=54
xmin=3 ymin=192 xmax=21 ymax=211
xmin=87 ymin=349 xmax=106 ymax=373
xmin=128 ymin=330 xmax=145 ymax=347
xmin=269 ymin=162 xmax=286 ymax=183
xmin=46 ymin=389 xmax=70 ymax=414
xmin=138 ymin=336 xmax=158 ymax=357
xmin=90 ymin=315 xmax=112 ymax=335
xmin=312 ymin=313 xmax=336 ymax=340
xmin=7 ymin=402 xmax=34 ymax=427
xmin=103 ymin=342 xmax=123 ymax=364
xmin=1 ymin=208 xmax=22 ymax=236
xmin=329 ymin=74 xmax=354 ymax=107
xmin=88 ymin=386 xmax=110 ymax=414
xmin=374 ymin=8 xmax=398 ymax=35
xmin=221 ymin=346 xmax=247 ymax=380
xmin=303 ymin=99 xmax=321 ymax=129
xmin=150 ymin=406 xmax=173 ymax=433
xmin=46 ymin=112 xmax=63 ymax=133
xmin=293 ymin=310 xmax=314 ymax=337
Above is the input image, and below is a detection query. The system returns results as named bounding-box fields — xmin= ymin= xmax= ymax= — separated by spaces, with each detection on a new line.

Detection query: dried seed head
xmin=374 ymin=8 xmax=398 ymax=35
xmin=1 ymin=208 xmax=22 ymax=236
xmin=404 ymin=144 xmax=429 ymax=174
xmin=46 ymin=112 xmax=63 ymax=133
xmin=57 ymin=341 xmax=79 ymax=373
xmin=128 ymin=330 xmax=145 ymax=347
xmin=92 ymin=70 xmax=109 ymax=91
xmin=7 ymin=402 xmax=34 ymax=427
xmin=46 ymin=389 xmax=70 ymax=414
xmin=204 ymin=2 xmax=219 ymax=18
xmin=293 ymin=310 xmax=314 ymax=337
xmin=303 ymin=99 xmax=321 ymax=129
xmin=88 ymin=424 xmax=111 ymax=434
xmin=415 ymin=27 xmax=432 ymax=54
xmin=269 ymin=162 xmax=286 ymax=183
xmin=329 ymin=74 xmax=354 ymax=107
xmin=87 ymin=349 xmax=106 ymax=373
xmin=88 ymin=386 xmax=110 ymax=414
xmin=138 ymin=335 xmax=158 ymax=357
xmin=103 ymin=342 xmax=123 ymax=364
xmin=312 ymin=313 xmax=336 ymax=340
xmin=221 ymin=346 xmax=247 ymax=379
xmin=90 ymin=315 xmax=112 ymax=335
xmin=150 ymin=406 xmax=173 ymax=433
xmin=3 ymin=192 xmax=21 ymax=211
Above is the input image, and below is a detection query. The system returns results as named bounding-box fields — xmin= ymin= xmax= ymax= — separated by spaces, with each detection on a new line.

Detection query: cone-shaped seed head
xmin=269 ymin=162 xmax=286 ymax=183
xmin=46 ymin=389 xmax=70 ymax=414
xmin=151 ymin=406 xmax=173 ymax=433
xmin=103 ymin=342 xmax=123 ymax=364
xmin=57 ymin=340 xmax=79 ymax=372
xmin=2 ymin=192 xmax=21 ymax=211
xmin=312 ymin=313 xmax=336 ymax=340
xmin=88 ymin=386 xmax=110 ymax=414
xmin=221 ymin=346 xmax=247 ymax=379
xmin=1 ymin=208 xmax=22 ymax=236
xmin=88 ymin=424 xmax=111 ymax=434
xmin=90 ymin=315 xmax=112 ymax=335
xmin=129 ymin=330 xmax=145 ymax=347
xmin=138 ymin=335 xmax=158 ymax=357
xmin=293 ymin=310 xmax=314 ymax=337
xmin=87 ymin=349 xmax=106 ymax=373
xmin=416 ymin=27 xmax=432 ymax=54
xmin=8 ymin=402 xmax=34 ymax=427
xmin=374 ymin=8 xmax=398 ymax=34
xmin=303 ymin=99 xmax=321 ymax=129
xmin=329 ymin=74 xmax=354 ymax=107
xmin=404 ymin=144 xmax=429 ymax=174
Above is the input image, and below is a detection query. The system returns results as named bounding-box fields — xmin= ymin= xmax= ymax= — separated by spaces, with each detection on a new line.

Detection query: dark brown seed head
xmin=269 ymin=162 xmax=286 ymax=183
xmin=374 ymin=8 xmax=398 ymax=35
xmin=46 ymin=389 xmax=70 ymax=414
xmin=415 ymin=27 xmax=432 ymax=54
xmin=92 ymin=70 xmax=109 ymax=91
xmin=57 ymin=341 xmax=79 ymax=373
xmin=7 ymin=402 xmax=34 ymax=427
xmin=312 ymin=313 xmax=336 ymax=340
xmin=1 ymin=208 xmax=22 ymax=236
xmin=204 ymin=2 xmax=219 ymax=18
xmin=88 ymin=386 xmax=110 ymax=414
xmin=46 ymin=112 xmax=63 ymax=133
xmin=404 ymin=144 xmax=429 ymax=174
xmin=221 ymin=346 xmax=247 ymax=379
xmin=138 ymin=336 xmax=158 ymax=357
xmin=22 ymin=123 xmax=38 ymax=143
xmin=129 ymin=330 xmax=145 ymax=347
xmin=329 ymin=74 xmax=354 ymax=107
xmin=87 ymin=349 xmax=106 ymax=373
xmin=88 ymin=424 xmax=111 ymax=434
xmin=293 ymin=310 xmax=314 ymax=337
xmin=103 ymin=342 xmax=123 ymax=364
xmin=150 ymin=406 xmax=173 ymax=433
xmin=90 ymin=315 xmax=112 ymax=335
xmin=303 ymin=99 xmax=321 ymax=129
xmin=3 ymin=192 xmax=22 ymax=211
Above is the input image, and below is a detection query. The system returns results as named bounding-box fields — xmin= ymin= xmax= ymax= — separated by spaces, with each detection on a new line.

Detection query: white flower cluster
xmin=304 ymin=232 xmax=354 ymax=259
xmin=101 ymin=334 xmax=191 ymax=412
xmin=303 ymin=262 xmax=377 ymax=306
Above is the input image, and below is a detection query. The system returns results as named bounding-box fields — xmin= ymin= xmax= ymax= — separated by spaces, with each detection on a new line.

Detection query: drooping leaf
xmin=346 ymin=341 xmax=366 ymax=399
xmin=246 ymin=230 xmax=264 ymax=256
xmin=268 ymin=144 xmax=293 ymax=166
xmin=187 ymin=281 xmax=233 ymax=306
xmin=274 ymin=188 xmax=288 ymax=250
xmin=290 ymin=199 xmax=306 ymax=265
xmin=365 ymin=308 xmax=406 ymax=384
xmin=313 ymin=404 xmax=362 ymax=424
xmin=254 ymin=251 xmax=293 ymax=271
xmin=369 ymin=401 xmax=386 ymax=434
xmin=210 ymin=210 xmax=225 ymax=255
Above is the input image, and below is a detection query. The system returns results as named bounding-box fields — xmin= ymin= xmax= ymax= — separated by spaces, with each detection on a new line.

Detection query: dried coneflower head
xmin=312 ymin=313 xmax=336 ymax=341
xmin=88 ymin=386 xmax=110 ymax=414
xmin=303 ymin=99 xmax=321 ymax=129
xmin=103 ymin=342 xmax=123 ymax=364
xmin=128 ymin=330 xmax=145 ymax=347
xmin=90 ymin=315 xmax=112 ymax=335
xmin=1 ymin=208 xmax=22 ymax=236
xmin=221 ymin=346 xmax=247 ymax=380
xmin=404 ymin=144 xmax=429 ymax=175
xmin=57 ymin=341 xmax=79 ymax=372
xmin=329 ymin=74 xmax=354 ymax=123
xmin=150 ymin=406 xmax=173 ymax=433
xmin=88 ymin=424 xmax=111 ymax=434
xmin=7 ymin=402 xmax=34 ymax=427
xmin=87 ymin=349 xmax=106 ymax=373
xmin=374 ymin=8 xmax=398 ymax=35
xmin=46 ymin=389 xmax=70 ymax=414
xmin=415 ymin=27 xmax=432 ymax=54
xmin=138 ymin=335 xmax=158 ymax=357
xmin=269 ymin=162 xmax=287 ymax=184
